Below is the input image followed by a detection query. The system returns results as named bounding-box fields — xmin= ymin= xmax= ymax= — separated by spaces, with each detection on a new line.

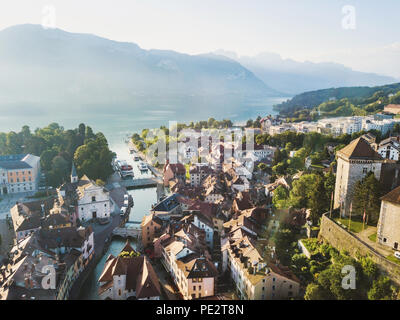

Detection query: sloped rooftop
xmin=337 ymin=137 xmax=383 ymax=160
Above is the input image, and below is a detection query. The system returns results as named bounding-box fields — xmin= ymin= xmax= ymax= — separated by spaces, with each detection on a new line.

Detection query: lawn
xmin=335 ymin=218 xmax=367 ymax=233
xmin=368 ymin=233 xmax=377 ymax=242
xmin=387 ymin=255 xmax=400 ymax=265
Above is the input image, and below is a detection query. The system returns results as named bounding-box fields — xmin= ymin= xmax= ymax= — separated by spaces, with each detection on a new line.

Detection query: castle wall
xmin=319 ymin=214 xmax=400 ymax=285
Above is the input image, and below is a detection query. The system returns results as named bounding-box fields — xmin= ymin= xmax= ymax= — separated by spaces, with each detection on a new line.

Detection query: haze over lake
xmin=0 ymin=96 xmax=286 ymax=149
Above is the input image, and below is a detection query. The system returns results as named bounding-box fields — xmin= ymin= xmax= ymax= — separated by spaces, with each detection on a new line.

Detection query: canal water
xmin=79 ymin=141 xmax=158 ymax=300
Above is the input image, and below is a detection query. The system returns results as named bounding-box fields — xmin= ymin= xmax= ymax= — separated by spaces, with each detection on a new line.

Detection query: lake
xmin=0 ymin=96 xmax=288 ymax=147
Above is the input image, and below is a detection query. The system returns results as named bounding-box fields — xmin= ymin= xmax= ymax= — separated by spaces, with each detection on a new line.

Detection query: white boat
xmin=117 ymin=160 xmax=134 ymax=178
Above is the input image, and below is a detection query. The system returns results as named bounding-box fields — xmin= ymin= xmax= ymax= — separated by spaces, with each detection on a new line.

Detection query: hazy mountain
xmin=0 ymin=24 xmax=280 ymax=121
xmin=214 ymin=50 xmax=397 ymax=95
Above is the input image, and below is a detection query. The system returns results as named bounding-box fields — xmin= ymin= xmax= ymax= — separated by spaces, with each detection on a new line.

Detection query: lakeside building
xmin=0 ymin=154 xmax=40 ymax=195
xmin=98 ymin=241 xmax=161 ymax=300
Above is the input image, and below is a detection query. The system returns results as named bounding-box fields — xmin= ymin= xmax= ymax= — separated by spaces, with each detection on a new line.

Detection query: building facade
xmin=377 ymin=186 xmax=400 ymax=250
xmin=0 ymin=154 xmax=40 ymax=195
xmin=98 ymin=242 xmax=161 ymax=300
xmin=334 ymin=137 xmax=383 ymax=216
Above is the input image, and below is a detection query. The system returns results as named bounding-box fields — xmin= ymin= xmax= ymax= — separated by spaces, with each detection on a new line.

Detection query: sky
xmin=1 ymin=0 xmax=399 ymax=77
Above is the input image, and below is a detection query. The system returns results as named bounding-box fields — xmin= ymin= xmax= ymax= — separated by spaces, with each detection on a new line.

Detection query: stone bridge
xmin=112 ymin=227 xmax=141 ymax=239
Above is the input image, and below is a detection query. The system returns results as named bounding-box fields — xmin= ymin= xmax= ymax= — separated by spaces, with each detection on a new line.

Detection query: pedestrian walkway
xmin=358 ymin=226 xmax=394 ymax=257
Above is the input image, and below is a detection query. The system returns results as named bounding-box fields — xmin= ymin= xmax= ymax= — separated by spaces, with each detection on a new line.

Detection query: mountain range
xmin=0 ymin=24 xmax=398 ymax=122
xmin=214 ymin=50 xmax=397 ymax=95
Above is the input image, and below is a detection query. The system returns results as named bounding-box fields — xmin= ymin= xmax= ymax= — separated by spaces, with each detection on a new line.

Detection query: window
xmin=363 ymin=168 xmax=368 ymax=174
xmin=193 ymin=286 xmax=196 ymax=291
xmin=92 ymin=196 xmax=96 ymax=202
xmin=199 ymin=286 xmax=201 ymax=291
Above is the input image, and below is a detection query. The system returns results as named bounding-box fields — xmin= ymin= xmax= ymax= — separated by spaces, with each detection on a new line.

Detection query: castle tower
xmin=334 ymin=137 xmax=383 ymax=217
xmin=71 ymin=163 xmax=78 ymax=183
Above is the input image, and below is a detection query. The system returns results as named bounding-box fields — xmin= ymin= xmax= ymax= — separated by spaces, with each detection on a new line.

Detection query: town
xmin=1 ymin=101 xmax=400 ymax=300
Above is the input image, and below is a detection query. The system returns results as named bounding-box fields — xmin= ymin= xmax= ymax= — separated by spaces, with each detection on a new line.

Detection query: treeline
xmin=176 ymin=118 xmax=233 ymax=131
xmin=256 ymin=129 xmax=393 ymax=177
xmin=272 ymin=171 xmax=335 ymax=225
xmin=273 ymin=82 xmax=400 ymax=116
xmin=131 ymin=118 xmax=234 ymax=154
xmin=0 ymin=123 xmax=114 ymax=187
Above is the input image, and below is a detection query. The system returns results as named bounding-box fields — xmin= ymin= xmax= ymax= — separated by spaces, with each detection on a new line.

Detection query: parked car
xmin=394 ymin=251 xmax=400 ymax=260
xmin=120 ymin=206 xmax=127 ymax=215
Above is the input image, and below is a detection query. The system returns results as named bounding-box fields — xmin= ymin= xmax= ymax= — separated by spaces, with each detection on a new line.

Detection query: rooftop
xmin=337 ymin=137 xmax=383 ymax=161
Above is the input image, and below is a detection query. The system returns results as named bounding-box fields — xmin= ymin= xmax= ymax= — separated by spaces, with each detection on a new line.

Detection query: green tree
xmin=288 ymin=174 xmax=318 ymax=208
xmin=272 ymin=185 xmax=289 ymax=209
xmin=324 ymin=170 xmax=336 ymax=200
xmin=304 ymin=283 xmax=332 ymax=300
xmin=352 ymin=172 xmax=382 ymax=223
xmin=74 ymin=135 xmax=114 ymax=181
xmin=368 ymin=276 xmax=394 ymax=300
xmin=274 ymin=228 xmax=296 ymax=265
xmin=309 ymin=174 xmax=329 ymax=225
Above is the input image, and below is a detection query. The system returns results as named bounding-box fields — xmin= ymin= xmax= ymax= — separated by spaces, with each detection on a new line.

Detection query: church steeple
xmin=71 ymin=163 xmax=78 ymax=183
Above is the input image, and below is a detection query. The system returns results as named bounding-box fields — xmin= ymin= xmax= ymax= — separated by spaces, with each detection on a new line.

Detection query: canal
xmin=79 ymin=141 xmax=159 ymax=300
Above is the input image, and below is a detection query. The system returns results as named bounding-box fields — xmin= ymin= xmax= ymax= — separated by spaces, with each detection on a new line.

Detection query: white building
xmin=193 ymin=213 xmax=214 ymax=249
xmin=76 ymin=177 xmax=112 ymax=221
xmin=362 ymin=118 xmax=395 ymax=135
xmin=58 ymin=165 xmax=112 ymax=222
xmin=377 ymin=137 xmax=400 ymax=161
